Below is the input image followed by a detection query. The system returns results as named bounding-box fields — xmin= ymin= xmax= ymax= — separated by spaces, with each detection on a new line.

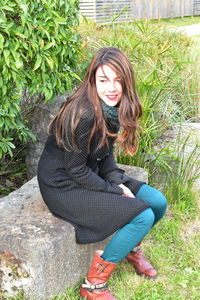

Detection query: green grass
xmin=2 ymin=208 xmax=199 ymax=300
xmin=150 ymin=16 xmax=200 ymax=28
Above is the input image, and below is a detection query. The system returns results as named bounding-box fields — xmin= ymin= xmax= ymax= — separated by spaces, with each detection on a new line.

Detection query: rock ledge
xmin=0 ymin=165 xmax=148 ymax=300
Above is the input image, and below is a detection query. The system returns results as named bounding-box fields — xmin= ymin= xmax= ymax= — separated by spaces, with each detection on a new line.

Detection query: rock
xmin=25 ymin=95 xmax=67 ymax=179
xmin=0 ymin=166 xmax=148 ymax=300
xmin=160 ymin=123 xmax=200 ymax=155
xmin=154 ymin=122 xmax=200 ymax=197
xmin=117 ymin=163 xmax=148 ymax=182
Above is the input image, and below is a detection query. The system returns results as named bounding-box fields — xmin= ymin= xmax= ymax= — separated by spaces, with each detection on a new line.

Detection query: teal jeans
xmin=102 ymin=184 xmax=167 ymax=263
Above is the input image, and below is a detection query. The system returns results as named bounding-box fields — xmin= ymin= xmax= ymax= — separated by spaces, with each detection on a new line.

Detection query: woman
xmin=37 ymin=47 xmax=167 ymax=300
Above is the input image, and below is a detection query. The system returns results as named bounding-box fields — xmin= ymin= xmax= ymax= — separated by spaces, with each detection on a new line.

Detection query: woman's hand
xmin=118 ymin=184 xmax=135 ymax=198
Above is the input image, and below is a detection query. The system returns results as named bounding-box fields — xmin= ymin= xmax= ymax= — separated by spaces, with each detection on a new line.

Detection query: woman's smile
xmin=106 ymin=94 xmax=118 ymax=101
xmin=95 ymin=64 xmax=122 ymax=107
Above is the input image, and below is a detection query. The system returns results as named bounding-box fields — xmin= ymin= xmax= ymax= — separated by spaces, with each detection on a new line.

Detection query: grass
xmin=2 ymin=208 xmax=200 ymax=300
xmin=109 ymin=208 xmax=200 ymax=300
xmin=150 ymin=16 xmax=200 ymax=28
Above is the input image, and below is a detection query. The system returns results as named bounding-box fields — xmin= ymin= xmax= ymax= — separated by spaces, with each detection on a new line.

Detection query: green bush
xmin=0 ymin=0 xmax=81 ymax=158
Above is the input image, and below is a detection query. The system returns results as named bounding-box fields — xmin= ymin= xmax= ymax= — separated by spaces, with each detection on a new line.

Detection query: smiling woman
xmin=37 ymin=47 xmax=167 ymax=300
xmin=95 ymin=65 xmax=122 ymax=107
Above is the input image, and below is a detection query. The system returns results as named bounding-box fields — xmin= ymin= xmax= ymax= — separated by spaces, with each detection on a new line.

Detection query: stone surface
xmin=0 ymin=166 xmax=148 ymax=300
xmin=172 ymin=23 xmax=200 ymax=37
xmin=25 ymin=95 xmax=67 ymax=179
xmin=160 ymin=122 xmax=200 ymax=154
xmin=155 ymin=122 xmax=200 ymax=196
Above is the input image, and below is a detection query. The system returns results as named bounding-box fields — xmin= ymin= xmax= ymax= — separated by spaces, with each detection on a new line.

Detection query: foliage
xmin=78 ymin=19 xmax=200 ymax=210
xmin=0 ymin=141 xmax=27 ymax=196
xmin=89 ymin=21 xmax=198 ymax=164
xmin=0 ymin=0 xmax=81 ymax=158
xmin=164 ymin=135 xmax=200 ymax=212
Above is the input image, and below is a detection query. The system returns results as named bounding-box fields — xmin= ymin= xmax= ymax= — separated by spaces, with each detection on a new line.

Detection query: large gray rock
xmin=0 ymin=166 xmax=148 ymax=300
xmin=25 ymin=95 xmax=67 ymax=179
xmin=155 ymin=122 xmax=200 ymax=196
xmin=159 ymin=123 xmax=200 ymax=155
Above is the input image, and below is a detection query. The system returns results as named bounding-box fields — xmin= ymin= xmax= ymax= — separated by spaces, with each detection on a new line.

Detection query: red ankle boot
xmin=126 ymin=242 xmax=157 ymax=279
xmin=80 ymin=250 xmax=118 ymax=299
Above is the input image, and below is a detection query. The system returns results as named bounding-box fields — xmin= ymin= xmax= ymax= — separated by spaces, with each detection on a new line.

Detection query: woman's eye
xmin=99 ymin=79 xmax=107 ymax=83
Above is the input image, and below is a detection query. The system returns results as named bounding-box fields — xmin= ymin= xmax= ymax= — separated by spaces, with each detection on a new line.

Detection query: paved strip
xmin=172 ymin=23 xmax=200 ymax=36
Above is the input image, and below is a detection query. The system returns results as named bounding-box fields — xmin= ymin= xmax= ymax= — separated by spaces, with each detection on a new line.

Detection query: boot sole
xmin=135 ymin=271 xmax=158 ymax=280
xmin=125 ymin=257 xmax=157 ymax=279
xmin=134 ymin=268 xmax=158 ymax=279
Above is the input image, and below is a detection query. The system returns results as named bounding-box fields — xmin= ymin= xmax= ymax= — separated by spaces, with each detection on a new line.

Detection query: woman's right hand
xmin=118 ymin=184 xmax=135 ymax=198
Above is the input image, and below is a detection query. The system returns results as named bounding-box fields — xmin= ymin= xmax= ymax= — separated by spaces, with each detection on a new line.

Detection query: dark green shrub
xmin=0 ymin=0 xmax=81 ymax=158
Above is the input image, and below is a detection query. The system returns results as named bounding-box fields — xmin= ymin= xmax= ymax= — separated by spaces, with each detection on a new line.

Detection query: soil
xmin=0 ymin=145 xmax=28 ymax=198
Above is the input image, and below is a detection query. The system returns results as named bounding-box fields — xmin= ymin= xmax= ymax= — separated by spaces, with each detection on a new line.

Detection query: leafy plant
xmin=0 ymin=0 xmax=81 ymax=158
xmin=164 ymin=135 xmax=200 ymax=212
xmin=78 ymin=19 xmax=200 ymax=210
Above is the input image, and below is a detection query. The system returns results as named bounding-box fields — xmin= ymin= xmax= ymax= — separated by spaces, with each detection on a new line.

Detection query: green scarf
xmin=101 ymin=101 xmax=120 ymax=129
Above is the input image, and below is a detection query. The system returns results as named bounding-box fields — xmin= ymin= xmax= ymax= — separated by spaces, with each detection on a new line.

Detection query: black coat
xmin=37 ymin=108 xmax=149 ymax=244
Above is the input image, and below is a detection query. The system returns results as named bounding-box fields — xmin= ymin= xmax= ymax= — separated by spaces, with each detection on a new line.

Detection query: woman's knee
xmin=136 ymin=184 xmax=168 ymax=214
xmin=130 ymin=208 xmax=155 ymax=229
xmin=154 ymin=190 xmax=168 ymax=213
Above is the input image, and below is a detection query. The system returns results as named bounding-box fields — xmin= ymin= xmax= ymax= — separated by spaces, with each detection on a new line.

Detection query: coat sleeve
xmin=64 ymin=115 xmax=123 ymax=194
xmin=98 ymin=151 xmax=130 ymax=185
xmin=98 ymin=151 xmax=146 ymax=194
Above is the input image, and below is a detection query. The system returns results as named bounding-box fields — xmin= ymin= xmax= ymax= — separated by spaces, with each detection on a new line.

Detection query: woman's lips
xmin=106 ymin=95 xmax=118 ymax=100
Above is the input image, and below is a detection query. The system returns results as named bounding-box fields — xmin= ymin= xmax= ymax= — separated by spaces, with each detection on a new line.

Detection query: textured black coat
xmin=37 ymin=108 xmax=149 ymax=244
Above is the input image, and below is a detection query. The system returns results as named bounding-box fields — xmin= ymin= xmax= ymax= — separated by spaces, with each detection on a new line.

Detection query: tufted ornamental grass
xmin=78 ymin=19 xmax=200 ymax=211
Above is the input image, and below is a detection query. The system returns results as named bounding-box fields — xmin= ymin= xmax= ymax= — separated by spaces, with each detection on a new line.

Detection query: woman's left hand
xmin=118 ymin=184 xmax=135 ymax=198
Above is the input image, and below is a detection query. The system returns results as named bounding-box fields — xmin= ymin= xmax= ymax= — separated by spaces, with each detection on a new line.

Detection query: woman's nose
xmin=107 ymin=81 xmax=116 ymax=92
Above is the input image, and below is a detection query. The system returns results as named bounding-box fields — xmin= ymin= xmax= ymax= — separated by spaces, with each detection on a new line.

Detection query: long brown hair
xmin=49 ymin=47 xmax=142 ymax=155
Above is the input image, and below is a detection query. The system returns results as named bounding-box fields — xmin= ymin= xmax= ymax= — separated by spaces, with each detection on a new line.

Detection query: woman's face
xmin=95 ymin=64 xmax=122 ymax=107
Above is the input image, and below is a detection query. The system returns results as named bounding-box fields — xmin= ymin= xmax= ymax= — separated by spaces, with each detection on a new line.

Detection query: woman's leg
xmin=124 ymin=185 xmax=167 ymax=278
xmin=136 ymin=184 xmax=167 ymax=226
xmin=101 ymin=185 xmax=167 ymax=279
xmin=102 ymin=208 xmax=155 ymax=263
xmin=80 ymin=209 xmax=155 ymax=299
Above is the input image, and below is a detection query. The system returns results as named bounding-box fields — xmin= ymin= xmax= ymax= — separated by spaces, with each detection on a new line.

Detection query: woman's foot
xmin=126 ymin=243 xmax=157 ymax=279
xmin=80 ymin=250 xmax=118 ymax=299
